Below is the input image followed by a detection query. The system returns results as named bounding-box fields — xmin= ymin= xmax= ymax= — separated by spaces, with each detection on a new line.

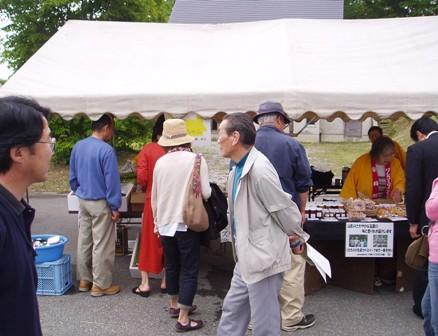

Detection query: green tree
xmin=49 ymin=115 xmax=155 ymax=163
xmin=0 ymin=0 xmax=175 ymax=71
xmin=345 ymin=0 xmax=438 ymax=19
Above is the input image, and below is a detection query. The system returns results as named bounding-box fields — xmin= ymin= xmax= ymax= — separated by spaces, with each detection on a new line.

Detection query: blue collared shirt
xmin=69 ymin=137 xmax=122 ymax=211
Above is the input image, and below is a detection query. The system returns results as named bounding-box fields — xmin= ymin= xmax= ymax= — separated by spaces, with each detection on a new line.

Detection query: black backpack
xmin=201 ymin=182 xmax=228 ymax=242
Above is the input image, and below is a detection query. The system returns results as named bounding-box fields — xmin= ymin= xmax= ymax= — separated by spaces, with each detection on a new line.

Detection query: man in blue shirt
xmin=70 ymin=114 xmax=122 ymax=297
xmin=254 ymin=101 xmax=315 ymax=332
xmin=0 ymin=96 xmax=54 ymax=335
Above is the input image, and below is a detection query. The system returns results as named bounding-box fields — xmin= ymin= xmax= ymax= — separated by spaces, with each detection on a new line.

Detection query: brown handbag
xmin=405 ymin=233 xmax=429 ymax=271
xmin=183 ymin=154 xmax=209 ymax=232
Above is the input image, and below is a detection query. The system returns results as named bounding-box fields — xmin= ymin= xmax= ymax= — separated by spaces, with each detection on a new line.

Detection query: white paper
xmin=314 ymin=262 xmax=327 ymax=283
xmin=306 ymin=243 xmax=332 ymax=283
xmin=388 ymin=216 xmax=408 ymax=222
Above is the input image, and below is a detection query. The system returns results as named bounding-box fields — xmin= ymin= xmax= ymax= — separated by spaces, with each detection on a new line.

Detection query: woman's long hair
xmin=152 ymin=115 xmax=165 ymax=142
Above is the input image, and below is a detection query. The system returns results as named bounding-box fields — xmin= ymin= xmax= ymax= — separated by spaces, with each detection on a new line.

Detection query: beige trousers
xmin=279 ymin=253 xmax=306 ymax=326
xmin=77 ymin=199 xmax=115 ymax=289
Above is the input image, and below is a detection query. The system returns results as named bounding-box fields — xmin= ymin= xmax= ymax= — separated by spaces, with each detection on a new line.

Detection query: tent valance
xmin=1 ymin=16 xmax=438 ymax=121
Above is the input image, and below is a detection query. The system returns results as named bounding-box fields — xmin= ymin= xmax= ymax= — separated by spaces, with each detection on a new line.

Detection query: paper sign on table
xmin=345 ymin=222 xmax=394 ymax=257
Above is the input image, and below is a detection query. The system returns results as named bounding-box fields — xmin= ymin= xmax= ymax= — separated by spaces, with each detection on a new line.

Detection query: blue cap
xmin=254 ymin=101 xmax=290 ymax=124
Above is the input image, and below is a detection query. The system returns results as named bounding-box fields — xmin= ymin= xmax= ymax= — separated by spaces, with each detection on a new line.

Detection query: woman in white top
xmin=152 ymin=119 xmax=211 ymax=333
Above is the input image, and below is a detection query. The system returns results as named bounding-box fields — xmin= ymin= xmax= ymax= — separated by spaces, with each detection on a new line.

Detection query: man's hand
xmin=111 ymin=211 xmax=120 ymax=223
xmin=289 ymin=235 xmax=305 ymax=255
xmin=292 ymin=243 xmax=305 ymax=255
xmin=391 ymin=189 xmax=403 ymax=203
xmin=409 ymin=224 xmax=421 ymax=239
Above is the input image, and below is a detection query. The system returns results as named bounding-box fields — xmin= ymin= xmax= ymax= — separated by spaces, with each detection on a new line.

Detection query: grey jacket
xmin=228 ymin=147 xmax=310 ymax=284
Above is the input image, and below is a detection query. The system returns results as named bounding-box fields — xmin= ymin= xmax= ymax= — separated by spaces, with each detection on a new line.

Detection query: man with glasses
xmin=69 ymin=114 xmax=122 ymax=297
xmin=253 ymin=102 xmax=315 ymax=332
xmin=0 ymin=96 xmax=53 ymax=336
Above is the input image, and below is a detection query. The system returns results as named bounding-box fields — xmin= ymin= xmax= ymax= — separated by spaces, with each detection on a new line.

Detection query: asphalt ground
xmin=29 ymin=193 xmax=424 ymax=336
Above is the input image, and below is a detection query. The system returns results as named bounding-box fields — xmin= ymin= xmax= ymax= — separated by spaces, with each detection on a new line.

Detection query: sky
xmin=0 ymin=18 xmax=13 ymax=80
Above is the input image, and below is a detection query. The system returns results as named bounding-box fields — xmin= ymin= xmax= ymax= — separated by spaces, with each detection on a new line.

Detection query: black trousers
xmin=161 ymin=230 xmax=200 ymax=307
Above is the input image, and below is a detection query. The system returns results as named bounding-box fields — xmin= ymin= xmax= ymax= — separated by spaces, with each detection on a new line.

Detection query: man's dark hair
xmin=223 ymin=113 xmax=256 ymax=148
xmin=0 ymin=96 xmax=51 ymax=174
xmin=91 ymin=114 xmax=113 ymax=131
xmin=370 ymin=136 xmax=395 ymax=160
xmin=368 ymin=126 xmax=383 ymax=136
xmin=152 ymin=115 xmax=165 ymax=142
xmin=410 ymin=117 xmax=438 ymax=142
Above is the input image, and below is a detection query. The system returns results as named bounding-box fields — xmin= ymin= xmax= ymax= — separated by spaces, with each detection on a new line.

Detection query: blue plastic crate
xmin=36 ymin=254 xmax=72 ymax=296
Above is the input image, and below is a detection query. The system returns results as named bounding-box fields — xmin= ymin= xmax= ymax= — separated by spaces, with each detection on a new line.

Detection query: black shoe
xmin=412 ymin=305 xmax=424 ymax=319
xmin=282 ymin=314 xmax=316 ymax=331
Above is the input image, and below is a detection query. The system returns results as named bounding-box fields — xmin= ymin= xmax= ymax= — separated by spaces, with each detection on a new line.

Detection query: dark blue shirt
xmin=0 ymin=185 xmax=42 ymax=336
xmin=255 ymin=126 xmax=312 ymax=208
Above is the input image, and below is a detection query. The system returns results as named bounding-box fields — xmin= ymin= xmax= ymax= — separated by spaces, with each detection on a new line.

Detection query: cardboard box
xmin=130 ymin=191 xmax=145 ymax=213
xmin=130 ymin=191 xmax=146 ymax=204
xmin=67 ymin=183 xmax=134 ymax=213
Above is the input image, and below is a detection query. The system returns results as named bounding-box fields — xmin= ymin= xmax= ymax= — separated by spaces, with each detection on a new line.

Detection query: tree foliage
xmin=345 ymin=0 xmax=438 ymax=19
xmin=0 ymin=0 xmax=175 ymax=70
xmin=49 ymin=115 xmax=154 ymax=163
xmin=0 ymin=0 xmax=173 ymax=163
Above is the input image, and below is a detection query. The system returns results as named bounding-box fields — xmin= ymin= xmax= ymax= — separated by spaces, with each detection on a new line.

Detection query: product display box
xmin=129 ymin=191 xmax=146 ymax=213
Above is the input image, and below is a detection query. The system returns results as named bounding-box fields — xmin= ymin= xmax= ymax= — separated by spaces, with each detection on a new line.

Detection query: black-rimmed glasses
xmin=37 ymin=137 xmax=56 ymax=152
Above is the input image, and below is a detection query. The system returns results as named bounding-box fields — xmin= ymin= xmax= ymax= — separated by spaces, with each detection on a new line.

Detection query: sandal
xmin=160 ymin=287 xmax=167 ymax=294
xmin=175 ymin=319 xmax=204 ymax=333
xmin=169 ymin=305 xmax=197 ymax=318
xmin=132 ymin=286 xmax=150 ymax=298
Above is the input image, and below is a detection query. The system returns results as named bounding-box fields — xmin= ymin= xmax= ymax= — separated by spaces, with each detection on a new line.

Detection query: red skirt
xmin=138 ymin=197 xmax=164 ymax=274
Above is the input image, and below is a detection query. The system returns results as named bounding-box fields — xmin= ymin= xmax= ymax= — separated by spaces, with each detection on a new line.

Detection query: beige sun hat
xmin=158 ymin=119 xmax=194 ymax=147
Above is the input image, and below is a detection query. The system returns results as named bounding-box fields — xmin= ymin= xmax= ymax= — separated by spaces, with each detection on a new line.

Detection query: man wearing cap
xmin=254 ymin=101 xmax=315 ymax=332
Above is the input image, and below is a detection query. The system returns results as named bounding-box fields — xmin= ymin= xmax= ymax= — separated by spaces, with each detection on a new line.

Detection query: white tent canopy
xmin=1 ymin=16 xmax=438 ymax=121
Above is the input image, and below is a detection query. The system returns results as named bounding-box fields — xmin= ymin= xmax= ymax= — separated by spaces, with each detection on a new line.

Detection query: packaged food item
xmin=376 ymin=207 xmax=388 ymax=218
xmin=352 ymin=199 xmax=366 ymax=212
xmin=347 ymin=210 xmax=366 ymax=221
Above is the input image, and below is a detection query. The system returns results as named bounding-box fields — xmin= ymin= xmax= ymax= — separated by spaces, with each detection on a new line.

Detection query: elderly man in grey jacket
xmin=216 ymin=113 xmax=309 ymax=336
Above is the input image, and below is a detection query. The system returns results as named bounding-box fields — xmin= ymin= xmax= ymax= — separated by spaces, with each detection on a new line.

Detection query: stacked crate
xmin=35 ymin=254 xmax=72 ymax=296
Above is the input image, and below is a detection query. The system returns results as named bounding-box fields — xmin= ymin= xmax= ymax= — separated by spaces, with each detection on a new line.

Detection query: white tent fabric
xmin=1 ymin=17 xmax=438 ymax=121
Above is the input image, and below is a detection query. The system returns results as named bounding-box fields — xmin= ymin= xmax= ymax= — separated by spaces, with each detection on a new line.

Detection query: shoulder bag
xmin=405 ymin=225 xmax=429 ymax=271
xmin=183 ymin=154 xmax=209 ymax=232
